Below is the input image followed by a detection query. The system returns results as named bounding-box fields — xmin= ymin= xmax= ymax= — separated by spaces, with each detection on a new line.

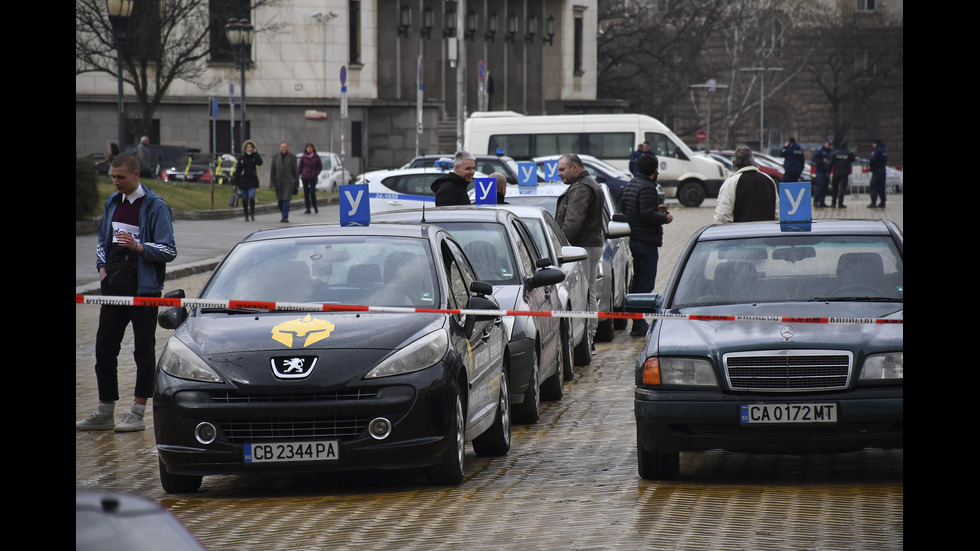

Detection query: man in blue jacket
xmin=779 ymin=137 xmax=805 ymax=182
xmin=868 ymin=139 xmax=889 ymax=209
xmin=810 ymin=138 xmax=833 ymax=207
xmin=77 ymin=153 xmax=177 ymax=432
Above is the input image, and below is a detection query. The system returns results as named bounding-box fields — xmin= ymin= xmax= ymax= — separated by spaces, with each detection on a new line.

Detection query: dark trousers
xmin=628 ymin=240 xmax=660 ymax=331
xmin=830 ymin=174 xmax=849 ymax=206
xmin=279 ymin=200 xmax=291 ymax=220
xmin=813 ymin=174 xmax=830 ymax=205
xmin=94 ymin=294 xmax=160 ymax=403
xmin=869 ymin=172 xmax=887 ymax=205
xmin=302 ymin=179 xmax=318 ymax=212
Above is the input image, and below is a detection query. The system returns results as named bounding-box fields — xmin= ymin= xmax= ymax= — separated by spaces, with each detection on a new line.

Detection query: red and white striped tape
xmin=75 ymin=294 xmax=903 ymax=325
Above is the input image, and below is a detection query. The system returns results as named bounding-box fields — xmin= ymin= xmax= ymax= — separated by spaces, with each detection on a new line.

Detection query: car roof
xmin=697 ymin=219 xmax=900 ymax=241
xmin=236 ymin=220 xmax=446 ymax=244
xmin=372 ymin=206 xmax=518 ymax=225
xmin=479 ymin=204 xmax=552 ymax=219
xmin=504 ymin=183 xmax=567 ymax=196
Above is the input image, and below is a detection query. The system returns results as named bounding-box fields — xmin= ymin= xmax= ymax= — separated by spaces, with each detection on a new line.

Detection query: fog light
xmin=368 ymin=417 xmax=392 ymax=440
xmin=195 ymin=422 xmax=217 ymax=444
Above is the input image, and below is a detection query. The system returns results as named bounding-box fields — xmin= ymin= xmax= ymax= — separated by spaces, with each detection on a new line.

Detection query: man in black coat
xmin=619 ymin=155 xmax=673 ymax=336
xmin=829 ymin=142 xmax=856 ymax=208
xmin=431 ymin=151 xmax=476 ymax=206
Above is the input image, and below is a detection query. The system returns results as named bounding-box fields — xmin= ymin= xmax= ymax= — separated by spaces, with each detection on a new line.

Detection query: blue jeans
xmin=239 ymin=187 xmax=256 ymax=201
xmin=629 ymin=240 xmax=660 ymax=331
xmin=279 ymin=200 xmax=291 ymax=220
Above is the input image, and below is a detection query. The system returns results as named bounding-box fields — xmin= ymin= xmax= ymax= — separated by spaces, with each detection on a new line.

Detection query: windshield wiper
xmin=810 ymin=296 xmax=903 ymax=303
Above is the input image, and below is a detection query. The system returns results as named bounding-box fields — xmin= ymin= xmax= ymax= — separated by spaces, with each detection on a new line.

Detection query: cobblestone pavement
xmin=76 ymin=195 xmax=903 ymax=550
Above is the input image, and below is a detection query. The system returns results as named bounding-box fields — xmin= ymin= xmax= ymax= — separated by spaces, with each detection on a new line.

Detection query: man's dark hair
xmin=732 ymin=147 xmax=755 ymax=170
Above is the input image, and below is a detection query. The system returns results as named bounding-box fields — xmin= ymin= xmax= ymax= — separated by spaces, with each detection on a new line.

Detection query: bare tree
xmin=75 ymin=0 xmax=284 ymax=141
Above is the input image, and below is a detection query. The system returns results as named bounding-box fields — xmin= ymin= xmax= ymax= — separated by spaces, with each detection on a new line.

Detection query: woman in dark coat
xmin=235 ymin=140 xmax=263 ymax=221
xmin=298 ymin=143 xmax=323 ymax=214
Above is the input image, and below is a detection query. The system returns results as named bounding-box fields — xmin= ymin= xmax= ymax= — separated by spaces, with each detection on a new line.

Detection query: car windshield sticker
xmin=271 ymin=314 xmax=336 ymax=348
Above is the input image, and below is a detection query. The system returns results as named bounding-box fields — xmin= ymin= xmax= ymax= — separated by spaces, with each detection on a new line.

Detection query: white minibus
xmin=464 ymin=111 xmax=729 ymax=206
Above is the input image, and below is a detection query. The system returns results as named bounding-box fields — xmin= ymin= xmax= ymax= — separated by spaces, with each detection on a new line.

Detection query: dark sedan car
xmin=154 ymin=222 xmax=510 ymax=492
xmin=159 ymin=154 xmax=213 ymax=183
xmin=373 ymin=207 xmax=567 ymax=425
xmin=625 ymin=219 xmax=903 ymax=479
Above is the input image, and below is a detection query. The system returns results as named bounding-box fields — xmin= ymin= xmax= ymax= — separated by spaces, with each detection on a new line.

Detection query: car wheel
xmin=613 ymin=308 xmax=629 ymax=331
xmin=677 ymin=181 xmax=706 ymax=207
xmin=158 ymin=459 xmax=202 ymax=494
xmin=573 ymin=330 xmax=592 ymax=367
xmin=472 ymin=371 xmax=511 ymax=457
xmin=427 ymin=385 xmax=465 ymax=485
xmin=513 ymin=350 xmax=540 ymax=424
xmin=636 ymin=441 xmax=680 ymax=480
xmin=560 ymin=320 xmax=575 ymax=381
xmin=541 ymin=339 xmax=565 ymax=402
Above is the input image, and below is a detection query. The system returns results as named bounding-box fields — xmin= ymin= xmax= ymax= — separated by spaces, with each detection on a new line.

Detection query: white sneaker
xmin=113 ymin=412 xmax=145 ymax=432
xmin=76 ymin=410 xmax=115 ymax=431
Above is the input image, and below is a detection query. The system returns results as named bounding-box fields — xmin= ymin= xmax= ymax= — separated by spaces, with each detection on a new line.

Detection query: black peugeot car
xmin=154 ymin=222 xmax=511 ymax=492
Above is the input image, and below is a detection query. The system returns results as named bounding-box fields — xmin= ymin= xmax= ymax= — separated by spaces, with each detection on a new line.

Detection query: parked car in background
xmin=403 ymin=154 xmax=529 ymax=186
xmin=77 ymin=489 xmax=206 ymax=550
xmin=159 ymin=154 xmax=214 ymax=183
xmin=848 ymin=158 xmax=903 ymax=194
xmin=154 ymin=222 xmax=511 ymax=491
xmin=123 ymin=144 xmax=202 ymax=177
xmin=356 ymin=165 xmax=490 ymax=214
xmin=706 ymin=150 xmax=783 ymax=183
xmin=626 ymin=219 xmax=903 ymax=480
xmin=497 ymin=182 xmax=633 ymax=342
xmin=532 ymin=153 xmax=634 ymax=200
xmin=486 ymin=204 xmax=592 ymax=371
xmin=373 ymin=207 xmax=568 ymax=425
xmin=296 ymin=151 xmax=352 ymax=193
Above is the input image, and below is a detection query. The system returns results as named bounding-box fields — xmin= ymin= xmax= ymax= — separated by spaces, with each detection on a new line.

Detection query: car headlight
xmin=365 ymin=329 xmax=448 ymax=379
xmin=860 ymin=352 xmax=903 ymax=380
xmin=159 ymin=337 xmax=224 ymax=383
xmin=642 ymin=357 xmax=718 ymax=387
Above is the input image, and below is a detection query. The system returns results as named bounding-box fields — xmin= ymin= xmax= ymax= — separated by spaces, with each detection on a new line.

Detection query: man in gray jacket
xmin=270 ymin=141 xmax=299 ymax=222
xmin=556 ymin=153 xmax=604 ymax=349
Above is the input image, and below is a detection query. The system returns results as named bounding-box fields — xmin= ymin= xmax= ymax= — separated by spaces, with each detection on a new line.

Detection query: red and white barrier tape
xmin=75 ymin=294 xmax=903 ymax=325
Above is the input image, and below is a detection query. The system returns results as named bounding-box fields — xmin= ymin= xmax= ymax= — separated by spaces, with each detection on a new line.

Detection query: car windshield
xmin=425 ymin=222 xmax=519 ymax=285
xmin=201 ymin=236 xmax=438 ymax=308
xmin=671 ymin=235 xmax=903 ymax=307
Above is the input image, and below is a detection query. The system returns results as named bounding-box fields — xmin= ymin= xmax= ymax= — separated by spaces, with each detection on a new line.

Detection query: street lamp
xmin=739 ymin=67 xmax=783 ymax=151
xmin=226 ymin=18 xmax=254 ymax=141
xmin=689 ymin=79 xmax=728 ymax=150
xmin=106 ymin=0 xmax=134 ymax=150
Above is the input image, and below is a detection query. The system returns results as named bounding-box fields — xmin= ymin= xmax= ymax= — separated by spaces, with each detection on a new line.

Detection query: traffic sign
xmin=340 ymin=65 xmax=347 ymax=85
xmin=696 ymin=130 xmax=707 ymax=143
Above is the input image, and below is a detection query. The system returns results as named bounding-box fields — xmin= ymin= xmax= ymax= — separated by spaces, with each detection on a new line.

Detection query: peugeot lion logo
xmin=272 ymin=356 xmax=318 ymax=379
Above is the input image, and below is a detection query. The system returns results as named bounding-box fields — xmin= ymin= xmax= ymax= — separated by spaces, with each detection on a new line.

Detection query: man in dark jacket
xmin=811 ymin=138 xmax=833 ymax=208
xmin=868 ymin=139 xmax=889 ymax=209
xmin=619 ymin=155 xmax=673 ymax=336
xmin=779 ymin=137 xmax=805 ymax=182
xmin=713 ymin=147 xmax=778 ymax=224
xmin=829 ymin=142 xmax=856 ymax=208
xmin=556 ymin=153 xmax=604 ymax=348
xmin=431 ymin=151 xmax=476 ymax=206
xmin=270 ymin=141 xmax=299 ymax=222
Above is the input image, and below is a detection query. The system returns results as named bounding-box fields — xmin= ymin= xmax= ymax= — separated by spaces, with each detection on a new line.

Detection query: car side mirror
xmin=158 ymin=289 xmax=188 ymax=329
xmin=624 ymin=293 xmax=662 ymax=313
xmin=525 ymin=267 xmax=565 ymax=290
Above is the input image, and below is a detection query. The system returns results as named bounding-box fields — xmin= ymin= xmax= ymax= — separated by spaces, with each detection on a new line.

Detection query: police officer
xmin=868 ymin=139 xmax=889 ymax=209
xmin=779 ymin=137 xmax=805 ymax=182
xmin=811 ymin=138 xmax=833 ymax=208
xmin=829 ymin=141 xmax=856 ymax=208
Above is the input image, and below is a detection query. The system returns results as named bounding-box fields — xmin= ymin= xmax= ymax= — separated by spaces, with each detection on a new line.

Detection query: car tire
xmin=560 ymin=320 xmax=575 ymax=381
xmin=636 ymin=440 xmax=680 ymax=480
xmin=427 ymin=385 xmax=466 ymax=485
xmin=677 ymin=181 xmax=706 ymax=207
xmin=158 ymin=459 xmax=203 ymax=494
xmin=472 ymin=372 xmax=511 ymax=457
xmin=513 ymin=350 xmax=540 ymax=424
xmin=541 ymin=341 xmax=565 ymax=402
xmin=573 ymin=331 xmax=592 ymax=367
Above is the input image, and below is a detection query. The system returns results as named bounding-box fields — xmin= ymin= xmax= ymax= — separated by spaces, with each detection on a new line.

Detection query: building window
xmin=209 ymin=0 xmax=250 ymax=63
xmin=854 ymin=50 xmax=878 ymax=80
xmin=349 ymin=1 xmax=361 ymax=66
xmin=573 ymin=11 xmax=584 ymax=76
xmin=855 ymin=0 xmax=877 ymax=12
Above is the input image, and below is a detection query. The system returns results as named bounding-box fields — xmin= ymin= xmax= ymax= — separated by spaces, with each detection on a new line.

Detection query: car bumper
xmin=634 ymin=387 xmax=903 ymax=453
xmin=154 ymin=371 xmax=458 ymax=477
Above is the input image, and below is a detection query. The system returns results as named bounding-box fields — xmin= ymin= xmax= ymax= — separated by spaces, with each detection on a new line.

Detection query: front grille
xmin=209 ymin=389 xmax=380 ymax=442
xmin=219 ymin=417 xmax=369 ymax=442
xmin=724 ymin=351 xmax=852 ymax=392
